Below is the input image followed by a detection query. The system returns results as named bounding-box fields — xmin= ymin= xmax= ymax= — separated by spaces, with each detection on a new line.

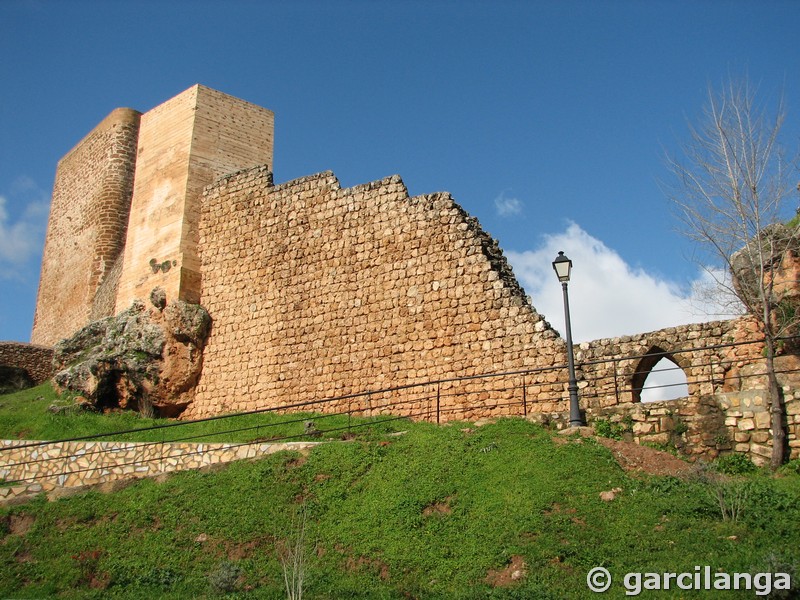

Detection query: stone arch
xmin=631 ymin=345 xmax=690 ymax=403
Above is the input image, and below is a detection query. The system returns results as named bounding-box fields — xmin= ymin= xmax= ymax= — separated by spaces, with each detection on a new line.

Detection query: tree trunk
xmin=764 ymin=335 xmax=788 ymax=470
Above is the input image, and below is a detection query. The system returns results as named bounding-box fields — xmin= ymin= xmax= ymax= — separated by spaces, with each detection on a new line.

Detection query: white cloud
xmin=639 ymin=357 xmax=689 ymax=403
xmin=0 ymin=185 xmax=50 ymax=279
xmin=494 ymin=193 xmax=523 ymax=217
xmin=505 ymin=222 xmax=739 ymax=343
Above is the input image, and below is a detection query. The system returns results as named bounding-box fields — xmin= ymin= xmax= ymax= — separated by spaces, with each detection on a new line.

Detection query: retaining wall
xmin=0 ymin=439 xmax=319 ymax=505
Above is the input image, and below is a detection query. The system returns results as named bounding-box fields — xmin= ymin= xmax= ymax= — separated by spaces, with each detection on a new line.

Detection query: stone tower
xmin=31 ymin=108 xmax=141 ymax=346
xmin=114 ymin=85 xmax=274 ymax=310
xmin=31 ymin=85 xmax=274 ymax=346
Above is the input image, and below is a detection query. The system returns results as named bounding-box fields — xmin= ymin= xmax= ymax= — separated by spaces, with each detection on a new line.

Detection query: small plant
xmin=593 ymin=418 xmax=630 ymax=440
xmin=688 ymin=462 xmax=750 ymax=523
xmin=714 ymin=453 xmax=758 ymax=475
xmin=208 ymin=560 xmax=241 ymax=595
xmin=673 ymin=419 xmax=689 ymax=436
xmin=714 ymin=432 xmax=731 ymax=447
xmin=711 ymin=479 xmax=750 ymax=523
xmin=778 ymin=458 xmax=800 ymax=476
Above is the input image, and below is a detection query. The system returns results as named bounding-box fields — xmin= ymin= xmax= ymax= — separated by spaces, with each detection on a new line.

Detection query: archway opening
xmin=632 ymin=348 xmax=689 ymax=403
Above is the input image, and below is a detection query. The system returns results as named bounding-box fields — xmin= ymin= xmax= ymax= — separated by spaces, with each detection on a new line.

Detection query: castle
xmin=16 ymin=85 xmax=800 ymax=464
xmin=31 ymin=85 xmax=274 ymax=344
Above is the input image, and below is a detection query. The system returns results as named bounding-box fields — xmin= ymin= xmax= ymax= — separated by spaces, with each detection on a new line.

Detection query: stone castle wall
xmin=115 ymin=85 xmax=274 ymax=310
xmin=0 ymin=342 xmax=54 ymax=385
xmin=565 ymin=319 xmax=799 ymax=465
xmin=188 ymin=166 xmax=568 ymax=418
xmin=31 ymin=108 xmax=141 ymax=346
xmin=27 ymin=86 xmax=799 ymax=467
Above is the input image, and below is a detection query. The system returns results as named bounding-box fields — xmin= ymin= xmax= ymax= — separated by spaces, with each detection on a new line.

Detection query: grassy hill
xmin=1 ymin=386 xmax=800 ymax=598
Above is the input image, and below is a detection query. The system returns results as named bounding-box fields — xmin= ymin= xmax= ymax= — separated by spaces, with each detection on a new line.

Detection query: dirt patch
xmin=225 ymin=536 xmax=274 ymax=561
xmin=335 ymin=544 xmax=390 ymax=581
xmin=543 ymin=503 xmax=576 ymax=516
xmin=346 ymin=555 xmax=390 ymax=581
xmin=286 ymin=455 xmax=307 ymax=469
xmin=7 ymin=513 xmax=35 ymax=536
xmin=14 ymin=548 xmax=35 ymax=564
xmin=596 ymin=437 xmax=694 ymax=477
xmin=195 ymin=534 xmax=275 ymax=561
xmin=422 ymin=496 xmax=454 ymax=517
xmin=485 ymin=554 xmax=526 ymax=587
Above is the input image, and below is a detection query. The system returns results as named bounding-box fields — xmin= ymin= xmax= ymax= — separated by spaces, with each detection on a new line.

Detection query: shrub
xmin=593 ymin=418 xmax=629 ymax=440
xmin=208 ymin=561 xmax=241 ymax=595
xmin=778 ymin=458 xmax=800 ymax=476
xmin=715 ymin=453 xmax=758 ymax=475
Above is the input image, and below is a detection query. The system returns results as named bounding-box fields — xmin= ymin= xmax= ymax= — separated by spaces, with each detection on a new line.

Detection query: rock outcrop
xmin=52 ymin=290 xmax=211 ymax=417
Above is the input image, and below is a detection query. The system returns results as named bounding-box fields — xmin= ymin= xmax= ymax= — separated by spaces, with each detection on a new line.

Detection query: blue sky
xmin=1 ymin=0 xmax=799 ymax=345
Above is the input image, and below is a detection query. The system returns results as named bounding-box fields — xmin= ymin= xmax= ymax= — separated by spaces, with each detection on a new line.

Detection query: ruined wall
xmin=189 ymin=166 xmax=566 ymax=418
xmin=539 ymin=319 xmax=800 ymax=465
xmin=31 ymin=108 xmax=141 ymax=346
xmin=0 ymin=342 xmax=54 ymax=386
xmin=114 ymin=85 xmax=274 ymax=310
xmin=576 ymin=320 xmax=755 ymax=409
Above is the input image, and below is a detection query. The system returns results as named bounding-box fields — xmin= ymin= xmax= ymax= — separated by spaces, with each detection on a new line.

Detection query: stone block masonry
xmin=0 ymin=439 xmax=320 ymax=505
xmin=28 ymin=85 xmax=799 ymax=467
xmin=0 ymin=342 xmax=54 ymax=386
xmin=114 ymin=85 xmax=274 ymax=311
xmin=189 ymin=166 xmax=568 ymax=418
xmin=31 ymin=85 xmax=274 ymax=347
xmin=31 ymin=108 xmax=141 ymax=346
xmin=555 ymin=319 xmax=800 ymax=465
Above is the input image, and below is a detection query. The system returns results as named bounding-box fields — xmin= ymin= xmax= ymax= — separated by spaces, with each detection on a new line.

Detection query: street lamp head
xmin=552 ymin=251 xmax=572 ymax=283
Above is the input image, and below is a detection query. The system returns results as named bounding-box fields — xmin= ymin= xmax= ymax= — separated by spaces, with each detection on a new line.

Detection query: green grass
xmin=2 ymin=412 xmax=799 ymax=598
xmin=0 ymin=383 xmax=405 ymax=444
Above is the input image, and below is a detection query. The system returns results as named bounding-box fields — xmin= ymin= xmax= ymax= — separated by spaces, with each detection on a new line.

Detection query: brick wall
xmin=188 ymin=167 xmax=567 ymax=418
xmin=0 ymin=342 xmax=54 ymax=385
xmin=31 ymin=108 xmax=141 ymax=346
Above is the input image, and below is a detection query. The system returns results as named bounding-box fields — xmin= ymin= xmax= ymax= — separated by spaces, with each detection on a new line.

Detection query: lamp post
xmin=552 ymin=251 xmax=584 ymax=427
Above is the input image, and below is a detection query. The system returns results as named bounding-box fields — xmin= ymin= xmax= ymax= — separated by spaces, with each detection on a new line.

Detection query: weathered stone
xmin=52 ymin=297 xmax=210 ymax=417
xmin=754 ymin=411 xmax=771 ymax=430
xmin=599 ymin=487 xmax=623 ymax=502
xmin=749 ymin=443 xmax=773 ymax=458
xmin=150 ymin=287 xmax=167 ymax=310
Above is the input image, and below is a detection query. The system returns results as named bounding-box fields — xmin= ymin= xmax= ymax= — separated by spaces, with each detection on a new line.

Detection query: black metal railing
xmin=2 ymin=336 xmax=797 ymax=490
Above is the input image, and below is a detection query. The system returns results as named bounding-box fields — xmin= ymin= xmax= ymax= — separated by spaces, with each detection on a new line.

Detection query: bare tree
xmin=279 ymin=504 xmax=309 ymax=600
xmin=666 ymin=77 xmax=799 ymax=469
